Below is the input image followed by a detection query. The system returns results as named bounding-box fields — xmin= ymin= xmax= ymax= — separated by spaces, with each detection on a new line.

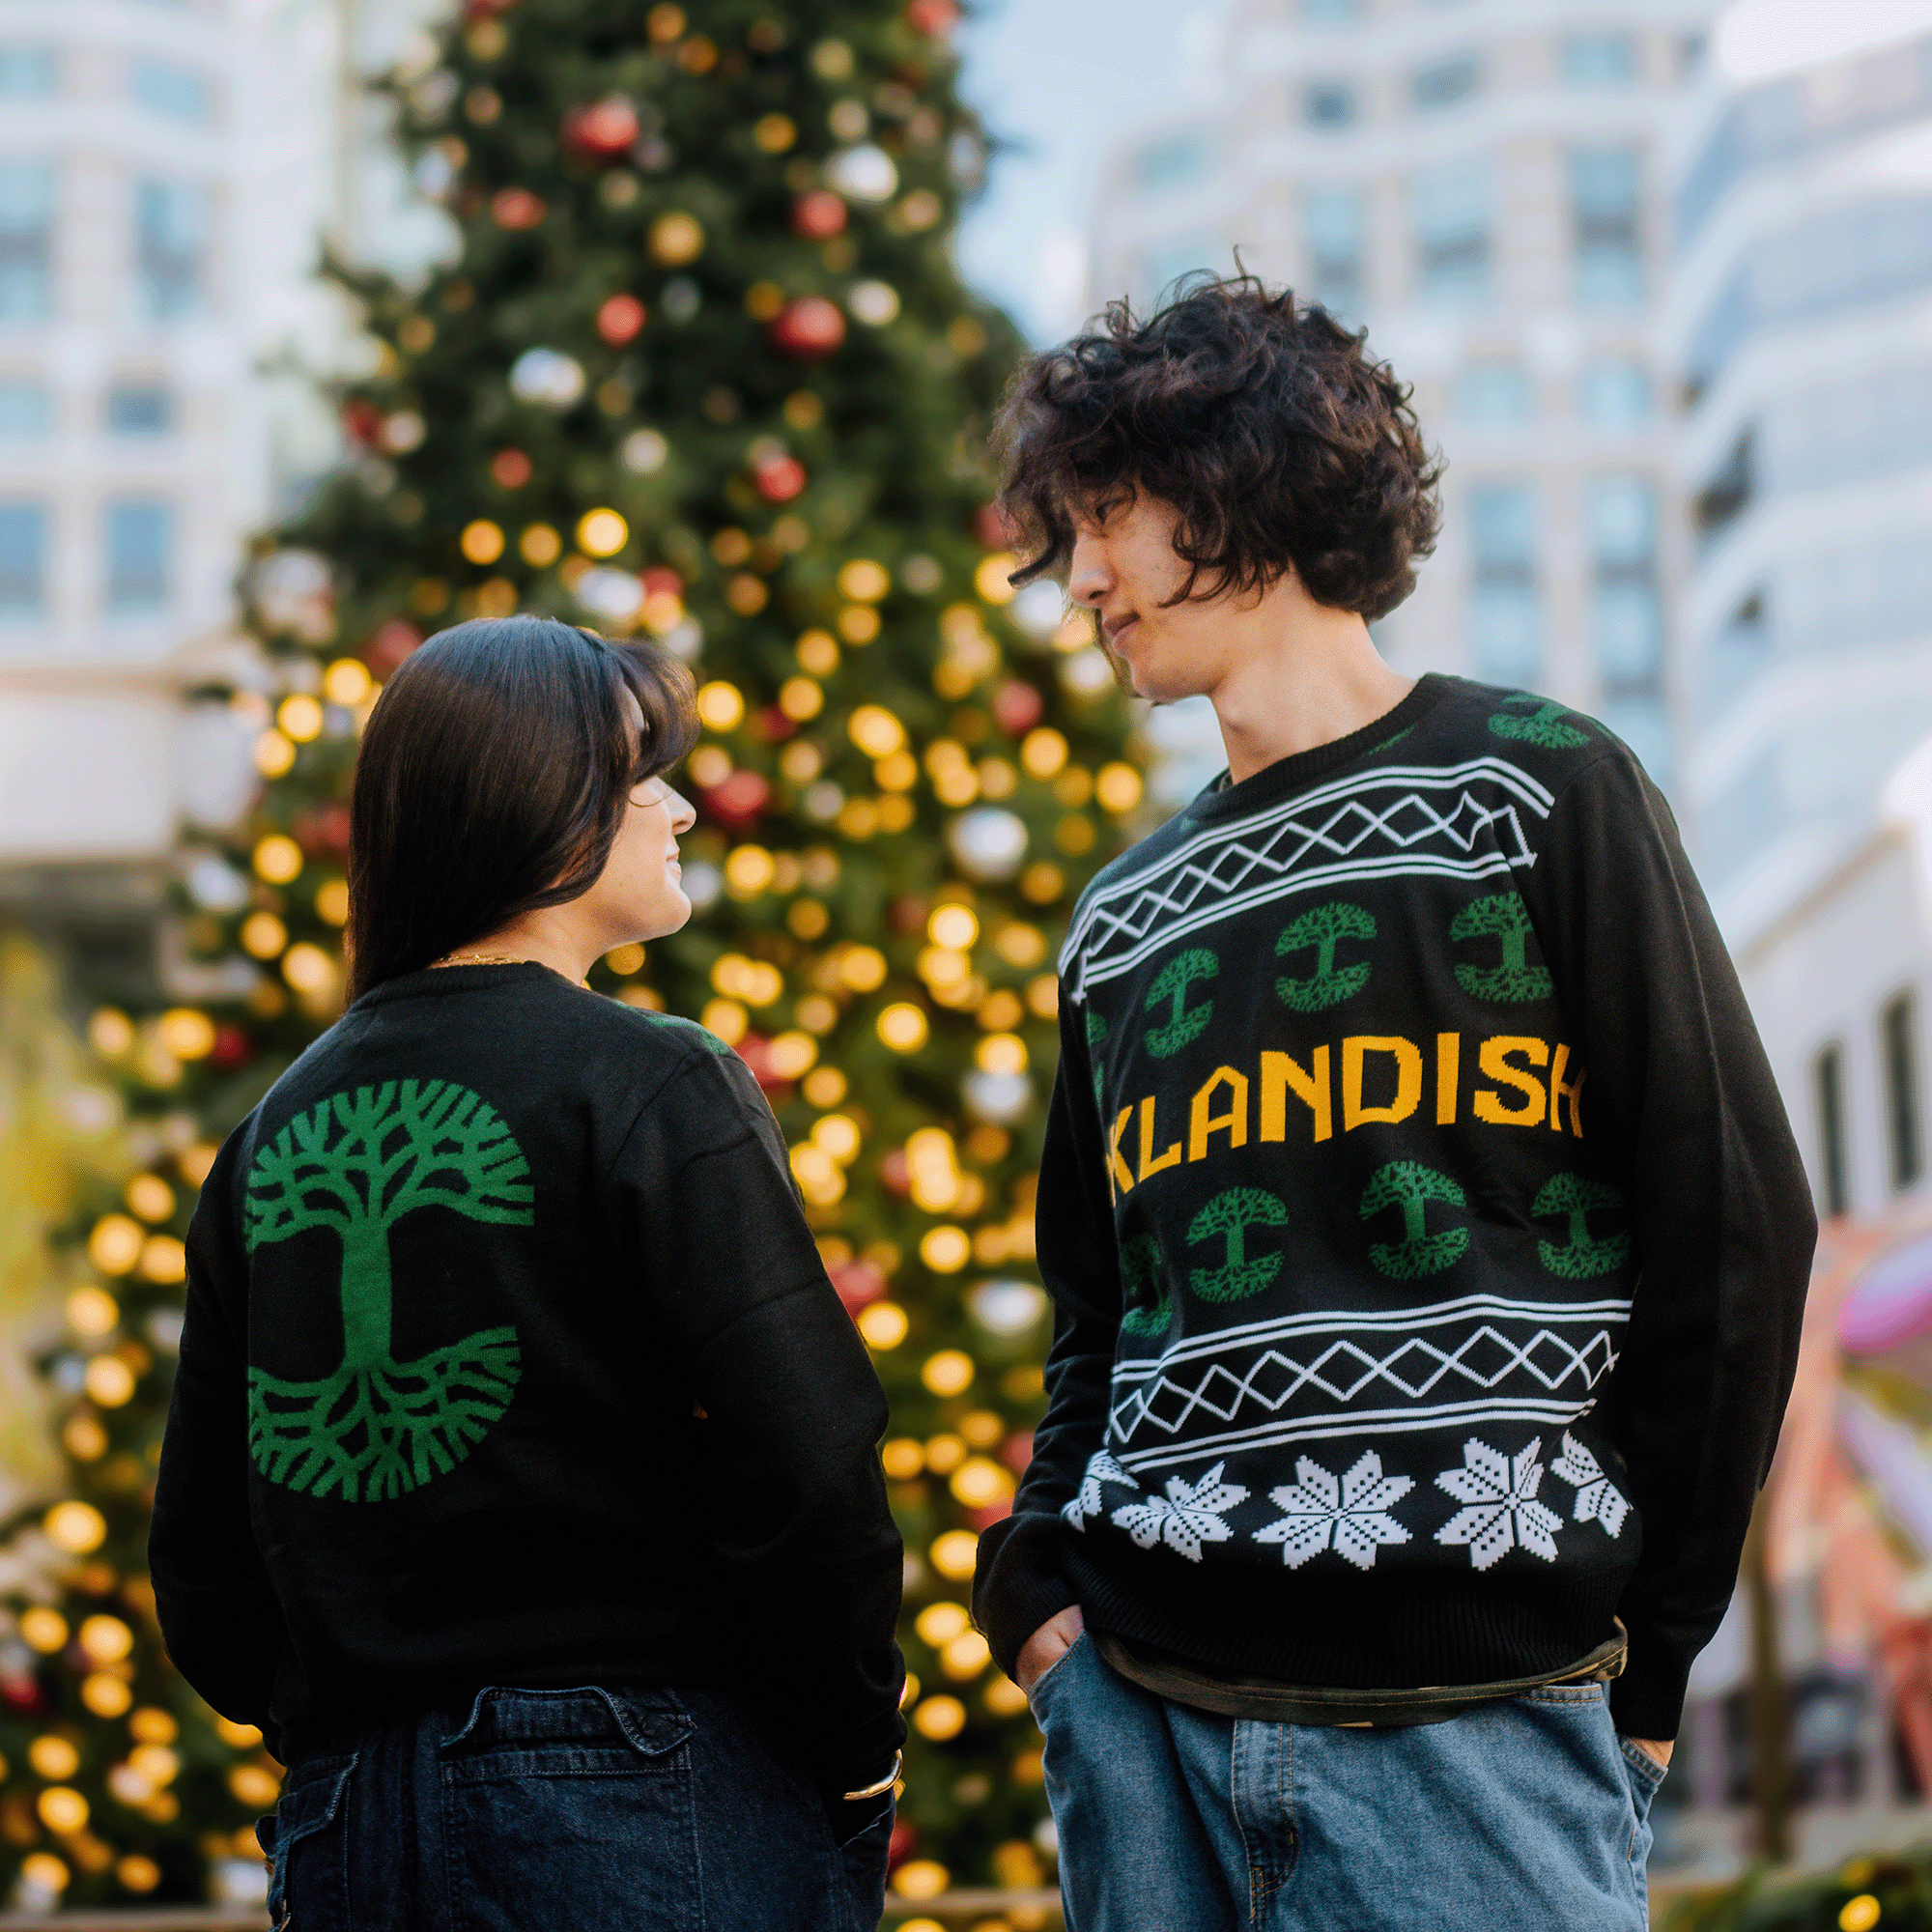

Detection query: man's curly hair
xmin=994 ymin=275 xmax=1442 ymax=621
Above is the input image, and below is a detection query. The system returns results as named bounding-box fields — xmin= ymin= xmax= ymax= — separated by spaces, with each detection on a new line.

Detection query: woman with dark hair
xmin=151 ymin=617 xmax=905 ymax=1931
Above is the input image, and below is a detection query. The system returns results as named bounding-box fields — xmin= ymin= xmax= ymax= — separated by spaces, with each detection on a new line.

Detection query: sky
xmin=952 ymin=0 xmax=1234 ymax=348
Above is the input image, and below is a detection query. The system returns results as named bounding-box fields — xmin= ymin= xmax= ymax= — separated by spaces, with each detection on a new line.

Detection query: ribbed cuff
xmin=1606 ymin=1616 xmax=1693 ymax=1742
xmin=972 ymin=1511 xmax=1080 ymax=1680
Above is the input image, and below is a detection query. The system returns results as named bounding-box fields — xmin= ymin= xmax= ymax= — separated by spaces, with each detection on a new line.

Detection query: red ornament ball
xmin=906 ymin=0 xmax=960 ymax=35
xmin=363 ymin=618 xmax=424 ymax=678
xmin=768 ymin=296 xmax=846 ymax=361
xmin=491 ymin=447 xmax=532 ymax=489
xmin=491 ymin=187 xmax=546 ymax=231
xmin=992 ymin=679 xmax=1046 ymax=736
xmin=561 ymin=98 xmax=640 ymax=158
xmin=342 ymin=400 xmax=383 ymax=446
xmin=209 ymin=1025 xmax=254 ymax=1071
xmin=753 ymin=454 xmax=807 ymax=502
xmin=791 ymin=190 xmax=848 ymax=241
xmin=641 ymin=566 xmax=683 ymax=598
xmin=829 ymin=1259 xmax=888 ymax=1316
xmin=975 ymin=502 xmax=1020 ymax=550
xmin=597 ymin=294 xmax=646 ymax=345
xmin=704 ymin=769 xmax=771 ymax=829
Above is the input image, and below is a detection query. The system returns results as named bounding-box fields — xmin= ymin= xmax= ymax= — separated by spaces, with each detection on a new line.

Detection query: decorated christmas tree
xmin=0 ymin=0 xmax=1144 ymax=1909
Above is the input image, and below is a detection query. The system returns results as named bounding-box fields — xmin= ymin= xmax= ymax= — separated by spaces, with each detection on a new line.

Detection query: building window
xmin=1135 ymin=240 xmax=1217 ymax=309
xmin=1303 ymin=0 xmax=1360 ymax=18
xmin=1453 ymin=363 xmax=1533 ymax=427
xmin=1576 ymin=358 xmax=1652 ymax=429
xmin=0 ymin=379 xmax=49 ymax=437
xmin=1413 ymin=161 xmax=1491 ymax=305
xmin=1305 ymin=185 xmax=1365 ymax=318
xmin=1466 ymin=483 xmax=1541 ymax=683
xmin=1586 ymin=475 xmax=1662 ymax=696
xmin=1133 ymin=134 xmax=1209 ymax=195
xmin=1413 ymin=53 xmax=1480 ymax=112
xmin=134 ymin=178 xmax=209 ymax=320
xmin=1815 ymin=1044 xmax=1849 ymax=1218
xmin=1692 ymin=428 xmax=1753 ymax=550
xmin=106 ymin=382 xmax=172 ymax=434
xmin=1560 ymin=32 xmax=1636 ymax=86
xmin=0 ymin=162 xmax=54 ymax=322
xmin=104 ymin=498 xmax=171 ymax=611
xmin=1884 ymin=992 xmax=1923 ymax=1192
xmin=0 ymin=46 xmax=58 ymax=97
xmin=130 ymin=57 xmax=213 ymax=124
xmin=0 ymin=500 xmax=48 ymax=613
xmin=1571 ymin=147 xmax=1642 ymax=306
xmin=1303 ymin=82 xmax=1356 ymax=129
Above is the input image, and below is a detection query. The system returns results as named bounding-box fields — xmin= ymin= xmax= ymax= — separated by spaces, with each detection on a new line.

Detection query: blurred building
xmin=0 ymin=0 xmax=442 ymax=1000
xmin=1087 ymin=0 xmax=1717 ymax=800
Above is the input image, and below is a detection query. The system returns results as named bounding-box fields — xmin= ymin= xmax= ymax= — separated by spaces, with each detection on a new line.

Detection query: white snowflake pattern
xmin=1549 ymin=1432 xmax=1629 ymax=1538
xmin=1434 ymin=1436 xmax=1562 ymax=1571
xmin=1063 ymin=1452 xmax=1138 ymax=1532
xmin=1253 ymin=1450 xmax=1414 ymax=1571
xmin=1112 ymin=1462 xmax=1250 ymax=1562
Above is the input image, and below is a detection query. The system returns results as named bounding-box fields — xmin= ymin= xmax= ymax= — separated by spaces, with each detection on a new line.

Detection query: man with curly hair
xmin=973 ymin=277 xmax=1814 ymax=1929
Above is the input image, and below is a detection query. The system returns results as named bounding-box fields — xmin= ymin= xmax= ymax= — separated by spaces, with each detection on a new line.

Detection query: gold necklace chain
xmin=429 ymin=951 xmax=529 ymax=969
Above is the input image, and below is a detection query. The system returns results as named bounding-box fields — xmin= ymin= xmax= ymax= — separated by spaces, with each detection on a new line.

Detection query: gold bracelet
xmin=841 ymin=1751 xmax=901 ymax=1802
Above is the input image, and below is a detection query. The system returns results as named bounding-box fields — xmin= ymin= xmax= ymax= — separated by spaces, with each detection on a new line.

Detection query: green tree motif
xmin=1144 ymin=949 xmax=1218 ymax=1058
xmin=1359 ymin=1161 xmax=1469 ymax=1280
xmin=243 ymin=1079 xmax=533 ymax=1501
xmin=1186 ymin=1188 xmax=1290 ymax=1303
xmin=1489 ymin=693 xmax=1590 ymax=751
xmin=1449 ymin=893 xmax=1553 ymax=1003
xmin=1531 ymin=1174 xmax=1630 ymax=1279
xmin=1275 ymin=902 xmax=1376 ymax=1012
xmin=1119 ymin=1232 xmax=1171 ymax=1338
xmin=1086 ymin=1006 xmax=1110 ymax=1107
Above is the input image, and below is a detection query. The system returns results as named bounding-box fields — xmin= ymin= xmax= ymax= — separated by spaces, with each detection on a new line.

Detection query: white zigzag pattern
xmin=1061 ymin=760 xmax=1552 ymax=995
xmin=1106 ymin=1310 xmax=1622 ymax=1473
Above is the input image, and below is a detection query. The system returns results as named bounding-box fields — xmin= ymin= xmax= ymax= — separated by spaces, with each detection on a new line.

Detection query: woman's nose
xmin=667 ymin=785 xmax=697 ymax=835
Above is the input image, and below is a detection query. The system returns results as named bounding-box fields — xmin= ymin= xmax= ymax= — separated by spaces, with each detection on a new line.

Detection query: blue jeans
xmin=256 ymin=1684 xmax=894 ymax=1931
xmin=1031 ymin=1633 xmax=1662 ymax=1931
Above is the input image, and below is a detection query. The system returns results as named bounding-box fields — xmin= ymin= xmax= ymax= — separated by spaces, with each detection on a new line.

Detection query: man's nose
xmin=1068 ymin=534 xmax=1111 ymax=608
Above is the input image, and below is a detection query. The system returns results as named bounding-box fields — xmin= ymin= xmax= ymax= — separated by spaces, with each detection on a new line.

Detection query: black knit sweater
xmin=152 ymin=964 xmax=905 ymax=1791
xmin=974 ymin=675 xmax=1815 ymax=1740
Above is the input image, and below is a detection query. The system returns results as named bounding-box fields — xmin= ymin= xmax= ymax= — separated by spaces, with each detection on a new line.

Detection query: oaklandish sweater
xmin=974 ymin=675 xmax=1816 ymax=1740
xmin=152 ymin=964 xmax=905 ymax=1793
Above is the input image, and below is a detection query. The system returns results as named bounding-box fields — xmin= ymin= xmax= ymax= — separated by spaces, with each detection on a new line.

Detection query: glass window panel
xmin=104 ymin=498 xmax=171 ymax=610
xmin=1136 ymin=239 xmax=1217 ymax=308
xmin=1576 ymin=359 xmax=1652 ymax=428
xmin=1469 ymin=590 xmax=1542 ymax=683
xmin=0 ymin=46 xmax=57 ymax=97
xmin=1453 ymin=363 xmax=1533 ymax=426
xmin=0 ymin=500 xmax=48 ymax=612
xmin=1134 ymin=134 xmax=1209 ymax=194
xmin=1413 ymin=53 xmax=1481 ymax=111
xmin=1885 ymin=992 xmax=1923 ymax=1191
xmin=1303 ymin=0 xmax=1360 ymax=17
xmin=134 ymin=178 xmax=209 ymax=320
xmin=0 ymin=380 xmax=49 ymax=437
xmin=1593 ymin=586 xmax=1662 ymax=684
xmin=1468 ymin=482 xmax=1536 ymax=575
xmin=1815 ymin=1044 xmax=1849 ymax=1217
xmin=1303 ymin=82 xmax=1356 ymax=129
xmin=1586 ymin=475 xmax=1656 ymax=564
xmin=1572 ymin=147 xmax=1643 ymax=307
xmin=106 ymin=383 xmax=172 ymax=434
xmin=0 ymin=162 xmax=53 ymax=322
xmin=1304 ymin=185 xmax=1364 ymax=317
xmin=1598 ymin=697 xmax=1672 ymax=784
xmin=130 ymin=57 xmax=213 ymax=124
xmin=1413 ymin=161 xmax=1491 ymax=305
xmin=1559 ymin=32 xmax=1636 ymax=86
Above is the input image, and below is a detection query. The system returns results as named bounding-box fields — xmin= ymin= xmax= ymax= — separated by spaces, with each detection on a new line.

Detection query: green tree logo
xmin=1489 ymin=694 xmax=1590 ymax=750
xmin=1186 ymin=1188 xmax=1289 ymax=1303
xmin=1144 ymin=949 xmax=1218 ymax=1058
xmin=1449 ymin=893 xmax=1553 ymax=1003
xmin=1275 ymin=902 xmax=1376 ymax=1012
xmin=1359 ymin=1161 xmax=1469 ymax=1280
xmin=1530 ymin=1174 xmax=1630 ymax=1279
xmin=1119 ymin=1232 xmax=1170 ymax=1337
xmin=243 ymin=1080 xmax=533 ymax=1502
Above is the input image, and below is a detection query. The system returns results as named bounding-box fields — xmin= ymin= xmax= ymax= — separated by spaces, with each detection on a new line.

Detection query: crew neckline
xmin=353 ymin=961 xmax=580 ymax=1013
xmin=1184 ymin=672 xmax=1451 ymax=825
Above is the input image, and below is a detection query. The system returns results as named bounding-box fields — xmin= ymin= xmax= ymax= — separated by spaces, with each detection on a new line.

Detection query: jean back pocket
xmin=266 ymin=1752 xmax=356 ymax=1931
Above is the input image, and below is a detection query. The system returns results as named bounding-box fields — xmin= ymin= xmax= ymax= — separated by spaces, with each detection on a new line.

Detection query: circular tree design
xmin=1119 ymin=1232 xmax=1171 ymax=1338
xmin=1489 ymin=694 xmax=1590 ymax=751
xmin=1275 ymin=901 xmax=1376 ymax=1012
xmin=1448 ymin=892 xmax=1552 ymax=1004
xmin=1143 ymin=949 xmax=1217 ymax=1059
xmin=1186 ymin=1188 xmax=1289 ymax=1304
xmin=1530 ymin=1173 xmax=1630 ymax=1279
xmin=243 ymin=1079 xmax=533 ymax=1502
xmin=1359 ymin=1161 xmax=1468 ymax=1280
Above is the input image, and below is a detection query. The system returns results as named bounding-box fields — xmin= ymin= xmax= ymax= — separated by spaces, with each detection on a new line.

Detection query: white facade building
xmin=1088 ymin=0 xmax=1717 ymax=800
xmin=0 ymin=0 xmax=442 ymax=980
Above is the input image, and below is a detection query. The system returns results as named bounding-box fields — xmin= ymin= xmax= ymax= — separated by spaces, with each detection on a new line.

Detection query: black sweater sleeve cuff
xmin=1607 ymin=1613 xmax=1695 ymax=1741
xmin=973 ymin=1510 xmax=1080 ymax=1680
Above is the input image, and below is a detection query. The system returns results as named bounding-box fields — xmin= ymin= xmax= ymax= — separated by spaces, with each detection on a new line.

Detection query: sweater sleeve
xmin=150 ymin=1125 xmax=292 ymax=1750
xmin=615 ymin=1051 xmax=905 ymax=1791
xmin=973 ymin=989 xmax=1123 ymax=1678
xmin=1520 ymin=751 xmax=1816 ymax=1740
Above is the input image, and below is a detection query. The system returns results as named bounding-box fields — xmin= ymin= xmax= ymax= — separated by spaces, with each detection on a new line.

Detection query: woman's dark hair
xmin=345 ymin=615 xmax=697 ymax=1000
xmin=995 ymin=273 xmax=1442 ymax=620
